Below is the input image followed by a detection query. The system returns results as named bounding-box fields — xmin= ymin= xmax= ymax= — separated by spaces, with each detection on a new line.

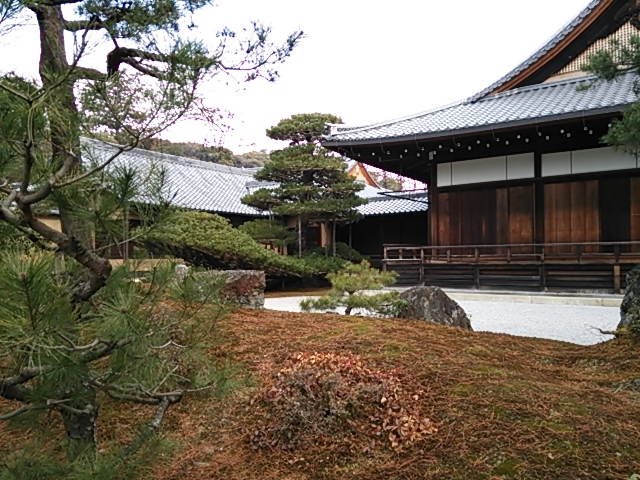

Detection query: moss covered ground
xmin=2 ymin=309 xmax=640 ymax=479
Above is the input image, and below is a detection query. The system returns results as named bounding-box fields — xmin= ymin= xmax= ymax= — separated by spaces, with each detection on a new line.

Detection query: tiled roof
xmin=357 ymin=196 xmax=428 ymax=216
xmin=356 ymin=188 xmax=429 ymax=216
xmin=470 ymin=0 xmax=603 ymax=101
xmin=83 ymin=139 xmax=269 ymax=216
xmin=83 ymin=139 xmax=428 ymax=216
xmin=324 ymin=72 xmax=637 ymax=144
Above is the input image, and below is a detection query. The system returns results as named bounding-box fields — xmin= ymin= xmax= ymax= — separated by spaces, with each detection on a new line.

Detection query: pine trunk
xmin=35 ymin=5 xmax=91 ymax=247
xmin=60 ymin=384 xmax=98 ymax=459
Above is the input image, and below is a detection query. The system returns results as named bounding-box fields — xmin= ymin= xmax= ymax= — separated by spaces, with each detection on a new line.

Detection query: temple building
xmin=323 ymin=0 xmax=640 ymax=292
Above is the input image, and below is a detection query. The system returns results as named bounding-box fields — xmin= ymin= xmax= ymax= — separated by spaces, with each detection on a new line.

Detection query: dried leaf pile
xmin=249 ymin=351 xmax=436 ymax=452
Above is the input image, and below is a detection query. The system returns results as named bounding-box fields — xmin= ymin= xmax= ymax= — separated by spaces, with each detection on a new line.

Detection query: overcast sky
xmin=2 ymin=0 xmax=594 ymax=153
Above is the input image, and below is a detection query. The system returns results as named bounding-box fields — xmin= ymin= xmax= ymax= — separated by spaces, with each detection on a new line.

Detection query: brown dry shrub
xmin=249 ymin=351 xmax=436 ymax=452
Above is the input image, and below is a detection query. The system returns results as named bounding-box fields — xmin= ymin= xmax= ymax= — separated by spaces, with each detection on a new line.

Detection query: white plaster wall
xmin=507 ymin=153 xmax=534 ymax=180
xmin=542 ymin=151 xmax=572 ymax=177
xmin=542 ymin=147 xmax=638 ymax=177
xmin=437 ymin=162 xmax=452 ymax=187
xmin=572 ymin=147 xmax=636 ymax=174
xmin=452 ymin=156 xmax=507 ymax=185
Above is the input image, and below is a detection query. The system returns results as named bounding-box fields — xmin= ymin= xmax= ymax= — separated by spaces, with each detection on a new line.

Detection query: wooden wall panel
xmin=508 ymin=185 xmax=534 ymax=253
xmin=496 ymin=188 xmax=509 ymax=253
xmin=584 ymin=181 xmax=600 ymax=252
xmin=544 ymin=183 xmax=558 ymax=247
xmin=556 ymin=182 xmax=572 ymax=248
xmin=600 ymin=177 xmax=630 ymax=251
xmin=632 ymin=178 xmax=640 ymax=252
xmin=437 ymin=192 xmax=450 ymax=248
xmin=570 ymin=181 xmax=586 ymax=244
xmin=459 ymin=191 xmax=476 ymax=246
xmin=544 ymin=180 xmax=600 ymax=254
xmin=483 ymin=189 xmax=497 ymax=247
xmin=436 ymin=186 xmax=533 ymax=250
xmin=449 ymin=191 xmax=461 ymax=248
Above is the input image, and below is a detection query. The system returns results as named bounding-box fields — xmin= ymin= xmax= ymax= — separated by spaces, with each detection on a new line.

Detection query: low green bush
xmin=145 ymin=211 xmax=348 ymax=277
xmin=300 ymin=260 xmax=402 ymax=316
xmin=146 ymin=211 xmax=315 ymax=277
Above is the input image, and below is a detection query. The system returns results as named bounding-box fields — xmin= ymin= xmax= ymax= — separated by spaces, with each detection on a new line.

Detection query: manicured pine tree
xmin=242 ymin=113 xmax=367 ymax=255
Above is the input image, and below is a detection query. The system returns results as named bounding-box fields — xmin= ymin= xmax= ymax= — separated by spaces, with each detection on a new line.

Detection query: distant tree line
xmin=94 ymin=133 xmax=271 ymax=168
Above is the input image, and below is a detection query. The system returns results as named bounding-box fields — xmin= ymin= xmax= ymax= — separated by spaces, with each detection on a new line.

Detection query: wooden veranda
xmin=382 ymin=241 xmax=640 ymax=293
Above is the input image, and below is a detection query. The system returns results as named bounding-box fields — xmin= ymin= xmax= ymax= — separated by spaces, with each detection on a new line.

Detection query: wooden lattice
xmin=558 ymin=21 xmax=639 ymax=75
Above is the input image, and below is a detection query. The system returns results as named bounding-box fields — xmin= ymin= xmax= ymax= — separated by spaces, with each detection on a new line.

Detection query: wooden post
xmin=474 ymin=265 xmax=480 ymax=290
xmin=539 ymin=265 xmax=547 ymax=292
xmin=534 ymin=149 xmax=544 ymax=246
xmin=614 ymin=265 xmax=621 ymax=295
xmin=382 ymin=245 xmax=388 ymax=272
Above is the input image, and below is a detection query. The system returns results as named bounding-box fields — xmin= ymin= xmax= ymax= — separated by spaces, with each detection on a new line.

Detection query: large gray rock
xmin=619 ymin=265 xmax=640 ymax=329
xmin=175 ymin=265 xmax=265 ymax=309
xmin=398 ymin=286 xmax=472 ymax=330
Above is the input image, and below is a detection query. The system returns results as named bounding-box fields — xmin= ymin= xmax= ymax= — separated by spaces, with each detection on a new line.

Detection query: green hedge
xmin=145 ymin=211 xmax=346 ymax=277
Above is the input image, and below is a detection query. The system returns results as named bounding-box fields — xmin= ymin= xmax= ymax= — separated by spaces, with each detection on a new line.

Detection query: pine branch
xmin=0 ymin=366 xmax=51 ymax=389
xmin=117 ymin=395 xmax=180 ymax=461
xmin=0 ymin=404 xmax=47 ymax=420
xmin=80 ymin=338 xmax=134 ymax=363
xmin=14 ymin=212 xmax=112 ymax=302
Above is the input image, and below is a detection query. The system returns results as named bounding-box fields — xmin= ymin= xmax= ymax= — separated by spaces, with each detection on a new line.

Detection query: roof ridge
xmin=468 ymin=0 xmax=604 ymax=102
xmin=81 ymin=137 xmax=256 ymax=177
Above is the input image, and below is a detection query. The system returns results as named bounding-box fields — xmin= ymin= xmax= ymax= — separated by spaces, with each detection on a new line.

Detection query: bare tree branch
xmin=53 ymin=144 xmax=129 ymax=188
xmin=121 ymin=58 xmax=166 ymax=80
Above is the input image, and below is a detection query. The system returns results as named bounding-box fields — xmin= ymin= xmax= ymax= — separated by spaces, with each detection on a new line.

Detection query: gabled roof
xmin=84 ymin=139 xmax=269 ymax=216
xmin=324 ymin=0 xmax=639 ymax=147
xmin=472 ymin=0 xmax=615 ymax=100
xmin=346 ymin=161 xmax=380 ymax=187
xmin=324 ymin=72 xmax=637 ymax=145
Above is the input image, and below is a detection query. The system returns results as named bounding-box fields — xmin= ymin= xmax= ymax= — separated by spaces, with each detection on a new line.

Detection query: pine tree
xmin=242 ymin=113 xmax=366 ymax=255
xmin=585 ymin=36 xmax=640 ymax=154
xmin=0 ymin=0 xmax=302 ymax=469
xmin=299 ymin=260 xmax=401 ymax=316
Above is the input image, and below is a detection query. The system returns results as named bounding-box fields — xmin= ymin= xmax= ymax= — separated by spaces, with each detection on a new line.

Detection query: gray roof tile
xmin=356 ymin=192 xmax=429 ymax=216
xmin=82 ymin=139 xmax=429 ymax=217
xmin=325 ymin=72 xmax=637 ymax=144
xmin=84 ymin=139 xmax=268 ymax=216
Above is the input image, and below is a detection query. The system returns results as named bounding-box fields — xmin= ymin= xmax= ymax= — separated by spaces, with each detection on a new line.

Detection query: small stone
xmin=175 ymin=264 xmax=190 ymax=282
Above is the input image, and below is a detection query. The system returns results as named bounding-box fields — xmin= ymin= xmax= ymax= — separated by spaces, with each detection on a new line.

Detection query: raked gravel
xmin=264 ymin=295 xmax=620 ymax=346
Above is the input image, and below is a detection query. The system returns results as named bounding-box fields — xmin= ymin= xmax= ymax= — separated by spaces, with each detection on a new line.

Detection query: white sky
xmin=2 ymin=0 xmax=594 ymax=153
